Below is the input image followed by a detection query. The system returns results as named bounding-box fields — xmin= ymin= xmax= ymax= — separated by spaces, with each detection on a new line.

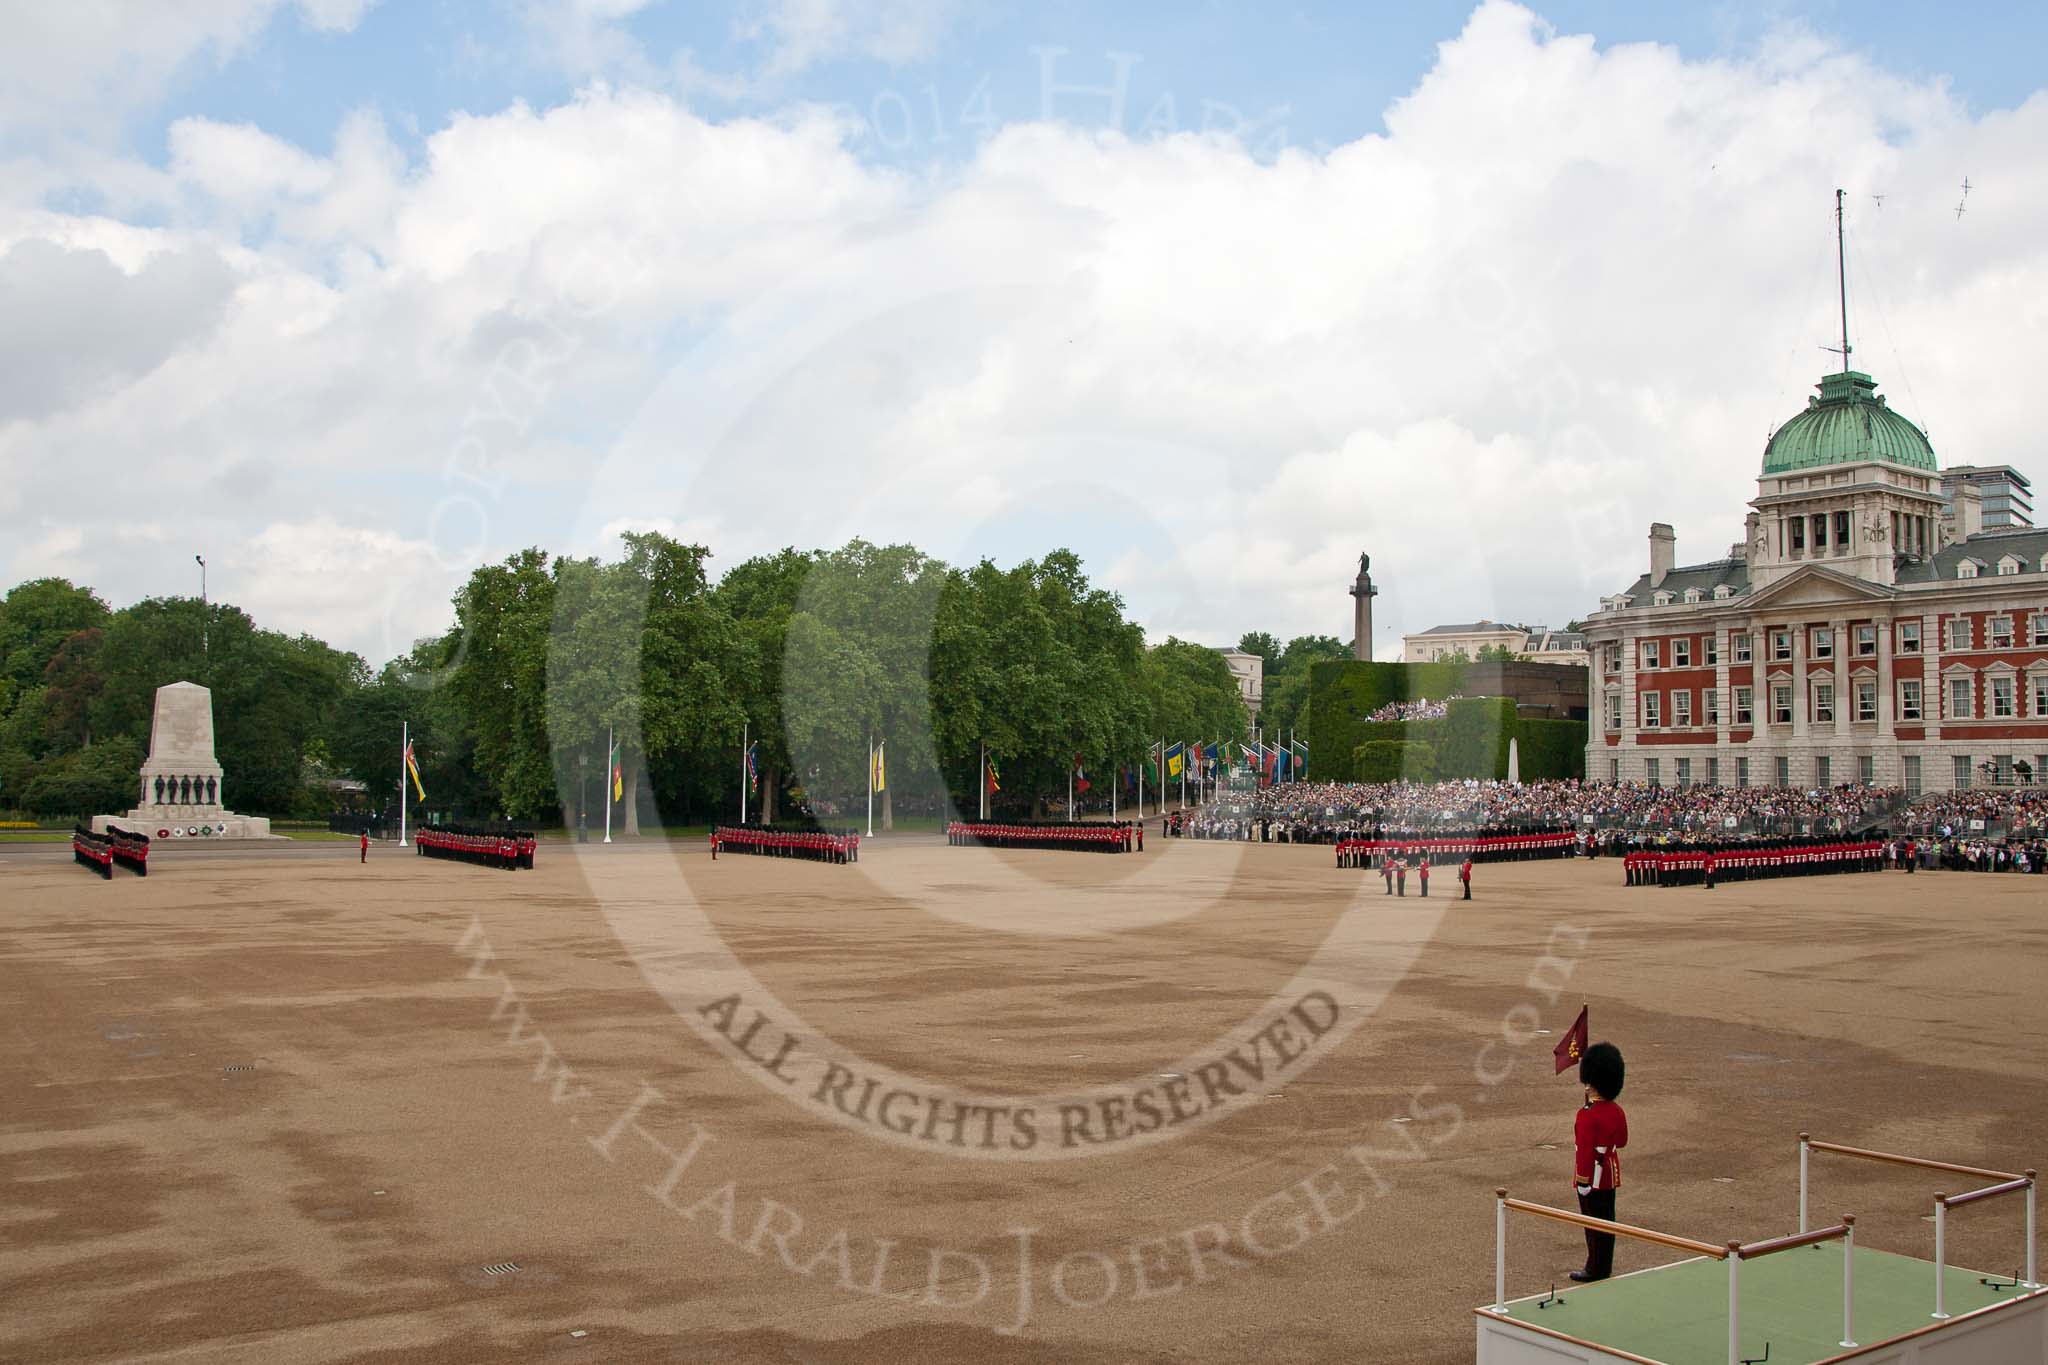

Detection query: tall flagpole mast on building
xmin=1835 ymin=187 xmax=1851 ymax=373
xmin=398 ymin=720 xmax=408 ymax=847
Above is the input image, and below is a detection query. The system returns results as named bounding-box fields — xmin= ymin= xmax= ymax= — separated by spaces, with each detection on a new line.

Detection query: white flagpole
xmin=1138 ymin=745 xmax=1145 ymax=819
xmin=979 ymin=741 xmax=986 ymax=820
xmin=1111 ymin=762 xmax=1118 ymax=820
xmin=398 ymin=720 xmax=409 ymax=847
xmin=1067 ymin=759 xmax=1074 ymax=821
xmin=866 ymin=734 xmax=874 ymax=837
xmin=740 ymin=721 xmax=749 ymax=825
xmin=603 ymin=725 xmax=614 ymax=843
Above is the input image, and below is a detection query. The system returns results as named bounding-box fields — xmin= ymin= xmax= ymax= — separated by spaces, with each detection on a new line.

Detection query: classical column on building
xmin=1923 ymin=611 xmax=1942 ymax=743
xmin=1349 ymin=554 xmax=1377 ymax=662
xmin=1792 ymin=624 xmax=1809 ymax=739
xmin=1875 ymin=615 xmax=1894 ymax=757
xmin=1619 ymin=630 xmax=1638 ymax=779
xmin=1832 ymin=616 xmax=1851 ymax=738
xmin=1587 ymin=651 xmax=1605 ymax=745
xmin=1713 ymin=625 xmax=1731 ymax=764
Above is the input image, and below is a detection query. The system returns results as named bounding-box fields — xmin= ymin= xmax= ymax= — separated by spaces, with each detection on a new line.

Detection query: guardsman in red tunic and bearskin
xmin=1570 ymin=1042 xmax=1629 ymax=1283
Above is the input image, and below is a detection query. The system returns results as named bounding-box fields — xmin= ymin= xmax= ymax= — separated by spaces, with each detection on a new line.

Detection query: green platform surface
xmin=1501 ymin=1242 xmax=2035 ymax=1364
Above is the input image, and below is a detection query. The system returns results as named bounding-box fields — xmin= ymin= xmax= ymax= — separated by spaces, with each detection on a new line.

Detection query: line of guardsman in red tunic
xmin=1623 ymin=837 xmax=1885 ymax=887
xmin=711 ymin=825 xmax=859 ymax=863
xmin=1335 ymin=827 xmax=1575 ymax=869
xmin=946 ymin=819 xmax=1142 ymax=852
xmin=71 ymin=825 xmax=150 ymax=878
xmin=72 ymin=825 xmax=113 ymax=878
xmin=416 ymin=823 xmax=536 ymax=870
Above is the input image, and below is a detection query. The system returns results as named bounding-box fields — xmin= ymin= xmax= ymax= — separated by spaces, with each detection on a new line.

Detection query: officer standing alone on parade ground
xmin=1418 ymin=856 xmax=1430 ymax=897
xmin=1570 ymin=1042 xmax=1629 ymax=1283
xmin=1460 ymin=856 xmax=1473 ymax=899
xmin=360 ymin=829 xmax=369 ymax=864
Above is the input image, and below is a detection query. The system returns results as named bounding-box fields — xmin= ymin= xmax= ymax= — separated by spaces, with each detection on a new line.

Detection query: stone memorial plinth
xmin=94 ymin=681 xmax=273 ymax=840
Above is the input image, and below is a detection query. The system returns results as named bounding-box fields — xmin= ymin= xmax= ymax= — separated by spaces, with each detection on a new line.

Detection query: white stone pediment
xmin=1740 ymin=565 xmax=1891 ymax=613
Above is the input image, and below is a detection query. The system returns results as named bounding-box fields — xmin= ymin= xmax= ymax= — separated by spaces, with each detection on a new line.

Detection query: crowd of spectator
xmin=1174 ymin=778 xmax=2048 ymax=850
xmin=1363 ymin=694 xmax=1464 ymax=723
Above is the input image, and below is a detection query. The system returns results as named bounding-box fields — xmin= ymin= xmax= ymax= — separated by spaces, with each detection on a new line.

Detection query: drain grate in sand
xmin=481 ymin=1262 xmax=522 ymax=1276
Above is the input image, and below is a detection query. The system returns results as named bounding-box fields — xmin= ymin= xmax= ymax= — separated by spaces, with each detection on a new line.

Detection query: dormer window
xmin=1712 ymin=585 xmax=1733 ymax=600
xmin=1997 ymin=556 xmax=2023 ymax=576
xmin=1682 ymin=587 xmax=1702 ymax=604
xmin=1958 ymin=558 xmax=1983 ymax=579
xmin=1652 ymin=590 xmax=1673 ymax=607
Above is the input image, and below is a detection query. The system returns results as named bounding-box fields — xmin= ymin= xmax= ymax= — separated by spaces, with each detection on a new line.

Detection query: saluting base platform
xmin=1478 ymin=1134 xmax=2043 ymax=1364
xmin=1477 ymin=1243 xmax=2048 ymax=1364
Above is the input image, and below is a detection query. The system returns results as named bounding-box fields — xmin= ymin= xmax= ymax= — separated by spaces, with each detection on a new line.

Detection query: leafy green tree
xmin=1475 ymin=643 xmax=1523 ymax=662
xmin=84 ymin=598 xmax=359 ymax=815
xmin=0 ymin=578 xmax=109 ymax=717
xmin=789 ymin=541 xmax=949 ymax=828
xmin=714 ymin=548 xmax=813 ymax=823
xmin=21 ymin=736 xmax=144 ymax=818
xmin=41 ymin=628 xmax=106 ymax=753
xmin=445 ymin=549 xmax=559 ymax=819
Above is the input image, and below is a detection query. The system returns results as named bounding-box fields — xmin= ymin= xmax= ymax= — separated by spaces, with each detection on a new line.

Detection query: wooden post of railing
xmin=1841 ymin=1215 xmax=1857 ymax=1349
xmin=1727 ymin=1242 xmax=1743 ymax=1365
xmin=1933 ymin=1195 xmax=1949 ymax=1320
xmin=1494 ymin=1187 xmax=1507 ymax=1314
xmin=1799 ymin=1131 xmax=1811 ymax=1234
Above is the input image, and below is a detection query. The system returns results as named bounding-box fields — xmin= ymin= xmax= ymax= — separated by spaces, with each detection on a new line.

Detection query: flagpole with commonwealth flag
xmin=399 ymin=721 xmax=426 ymax=847
xmin=604 ymin=726 xmax=619 ymax=844
xmin=867 ymin=734 xmax=884 ymax=838
xmin=740 ymin=721 xmax=749 ymax=825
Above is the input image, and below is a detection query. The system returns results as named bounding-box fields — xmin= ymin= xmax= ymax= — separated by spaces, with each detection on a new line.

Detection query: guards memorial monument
xmin=94 ymin=681 xmax=273 ymax=840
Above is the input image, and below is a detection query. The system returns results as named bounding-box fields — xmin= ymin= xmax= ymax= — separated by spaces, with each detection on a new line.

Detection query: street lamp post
xmin=195 ymin=555 xmax=207 ymax=665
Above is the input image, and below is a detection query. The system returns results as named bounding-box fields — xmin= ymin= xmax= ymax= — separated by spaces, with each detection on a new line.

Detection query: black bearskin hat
xmin=1580 ymin=1042 xmax=1624 ymax=1100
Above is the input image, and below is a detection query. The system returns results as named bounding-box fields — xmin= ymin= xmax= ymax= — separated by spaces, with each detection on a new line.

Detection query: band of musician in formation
xmin=711 ymin=824 xmax=860 ymax=863
xmin=946 ymin=819 xmax=1142 ymax=852
xmin=71 ymin=825 xmax=150 ymax=878
xmin=416 ymin=823 xmax=536 ymax=870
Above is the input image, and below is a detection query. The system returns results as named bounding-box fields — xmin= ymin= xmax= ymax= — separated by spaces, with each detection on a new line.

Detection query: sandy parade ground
xmin=2 ymin=833 xmax=2044 ymax=1364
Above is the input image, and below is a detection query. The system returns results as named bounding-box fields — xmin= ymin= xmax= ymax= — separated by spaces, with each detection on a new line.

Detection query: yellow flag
xmin=871 ymin=740 xmax=885 ymax=792
xmin=404 ymin=741 xmax=426 ymax=801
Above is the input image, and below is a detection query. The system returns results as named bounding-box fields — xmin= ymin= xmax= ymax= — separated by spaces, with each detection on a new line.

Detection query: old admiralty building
xmin=1583 ymin=366 xmax=2047 ymax=795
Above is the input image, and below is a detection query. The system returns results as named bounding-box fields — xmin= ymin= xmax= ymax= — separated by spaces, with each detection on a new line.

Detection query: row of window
xmin=1614 ymin=673 xmax=2048 ymax=729
xmin=1610 ymin=614 xmax=2048 ymax=673
xmin=1610 ymin=753 xmax=2046 ymax=796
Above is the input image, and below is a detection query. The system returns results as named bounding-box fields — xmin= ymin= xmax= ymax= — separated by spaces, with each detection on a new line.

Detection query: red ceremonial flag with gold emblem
xmin=1554 ymin=1005 xmax=1588 ymax=1075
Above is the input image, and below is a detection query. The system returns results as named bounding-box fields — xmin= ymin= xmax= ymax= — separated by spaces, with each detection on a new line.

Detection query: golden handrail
xmin=1500 ymin=1195 xmax=1728 ymax=1259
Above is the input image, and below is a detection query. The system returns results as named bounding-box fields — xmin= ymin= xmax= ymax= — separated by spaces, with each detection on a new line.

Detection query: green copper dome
xmin=1762 ymin=371 xmax=1937 ymax=474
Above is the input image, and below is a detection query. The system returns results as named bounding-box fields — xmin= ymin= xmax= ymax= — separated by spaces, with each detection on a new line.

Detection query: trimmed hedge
xmin=1307 ymin=661 xmax=1586 ymax=782
xmin=1352 ymin=740 xmax=1436 ymax=782
xmin=1514 ymin=717 xmax=1587 ymax=780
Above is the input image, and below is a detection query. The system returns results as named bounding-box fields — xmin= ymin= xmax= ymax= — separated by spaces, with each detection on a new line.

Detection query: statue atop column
xmin=1349 ymin=553 xmax=1378 ymax=661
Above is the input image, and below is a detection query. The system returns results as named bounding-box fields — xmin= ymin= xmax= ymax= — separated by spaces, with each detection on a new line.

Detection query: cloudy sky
xmin=3 ymin=1 xmax=2044 ymax=666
